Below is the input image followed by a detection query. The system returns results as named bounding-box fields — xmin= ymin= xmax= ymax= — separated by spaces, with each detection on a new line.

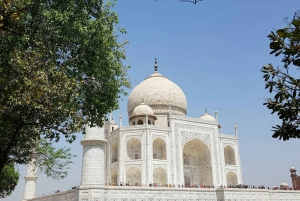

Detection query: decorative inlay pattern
xmin=181 ymin=131 xmax=211 ymax=148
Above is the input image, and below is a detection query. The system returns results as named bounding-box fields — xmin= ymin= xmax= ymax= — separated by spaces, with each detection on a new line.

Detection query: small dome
xmin=200 ymin=112 xmax=216 ymax=122
xmin=290 ymin=166 xmax=296 ymax=171
xmin=280 ymin=182 xmax=288 ymax=189
xmin=130 ymin=101 xmax=155 ymax=118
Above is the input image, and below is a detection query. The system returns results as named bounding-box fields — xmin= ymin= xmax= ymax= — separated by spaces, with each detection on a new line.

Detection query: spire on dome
xmin=154 ymin=58 xmax=158 ymax=72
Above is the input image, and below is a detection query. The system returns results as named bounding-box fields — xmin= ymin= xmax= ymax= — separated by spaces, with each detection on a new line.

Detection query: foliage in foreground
xmin=0 ymin=164 xmax=19 ymax=198
xmin=0 ymin=0 xmax=130 ymax=193
xmin=37 ymin=139 xmax=75 ymax=180
xmin=0 ymin=139 xmax=74 ymax=198
xmin=262 ymin=11 xmax=300 ymax=140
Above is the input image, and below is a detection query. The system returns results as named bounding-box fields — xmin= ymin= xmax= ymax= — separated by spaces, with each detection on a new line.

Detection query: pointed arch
xmin=153 ymin=167 xmax=167 ymax=185
xmin=111 ymin=141 xmax=118 ymax=163
xmin=182 ymin=138 xmax=213 ymax=186
xmin=224 ymin=145 xmax=236 ymax=165
xmin=153 ymin=138 xmax=167 ymax=160
xmin=126 ymin=167 xmax=141 ymax=186
xmin=111 ymin=169 xmax=117 ymax=185
xmin=126 ymin=137 xmax=141 ymax=160
xmin=226 ymin=171 xmax=238 ymax=185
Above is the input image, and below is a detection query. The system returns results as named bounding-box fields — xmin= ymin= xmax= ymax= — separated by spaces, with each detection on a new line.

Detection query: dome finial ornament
xmin=154 ymin=58 xmax=158 ymax=72
xmin=205 ymin=108 xmax=207 ymax=113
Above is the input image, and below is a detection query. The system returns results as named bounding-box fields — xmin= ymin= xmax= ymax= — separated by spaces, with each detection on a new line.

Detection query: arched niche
xmin=111 ymin=169 xmax=117 ymax=185
xmin=111 ymin=141 xmax=118 ymax=163
xmin=153 ymin=167 xmax=167 ymax=185
xmin=137 ymin=119 xmax=143 ymax=125
xmin=226 ymin=171 xmax=238 ymax=186
xmin=224 ymin=145 xmax=236 ymax=165
xmin=126 ymin=137 xmax=141 ymax=160
xmin=126 ymin=167 xmax=141 ymax=186
xmin=153 ymin=138 xmax=167 ymax=160
xmin=183 ymin=139 xmax=213 ymax=186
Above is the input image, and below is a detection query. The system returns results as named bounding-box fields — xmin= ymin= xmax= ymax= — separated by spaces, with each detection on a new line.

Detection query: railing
xmin=219 ymin=133 xmax=237 ymax=139
xmin=120 ymin=125 xmax=170 ymax=131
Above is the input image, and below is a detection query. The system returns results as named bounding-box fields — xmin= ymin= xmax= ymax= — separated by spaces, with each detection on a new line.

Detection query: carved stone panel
xmin=181 ymin=131 xmax=211 ymax=148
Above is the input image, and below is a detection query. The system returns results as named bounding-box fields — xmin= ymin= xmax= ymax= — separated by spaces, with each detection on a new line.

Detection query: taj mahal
xmin=22 ymin=60 xmax=300 ymax=201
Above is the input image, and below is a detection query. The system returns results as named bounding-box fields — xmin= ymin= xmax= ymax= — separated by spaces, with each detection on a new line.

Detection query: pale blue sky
xmin=5 ymin=1 xmax=300 ymax=200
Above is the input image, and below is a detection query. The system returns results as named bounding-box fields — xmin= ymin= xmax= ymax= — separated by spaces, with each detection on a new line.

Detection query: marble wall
xmin=28 ymin=187 xmax=300 ymax=201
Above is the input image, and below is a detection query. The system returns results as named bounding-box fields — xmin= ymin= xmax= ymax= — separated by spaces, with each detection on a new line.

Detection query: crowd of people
xmin=39 ymin=186 xmax=78 ymax=197
xmin=106 ymin=182 xmax=300 ymax=190
xmin=106 ymin=182 xmax=216 ymax=188
xmin=39 ymin=183 xmax=299 ymax=197
xmin=37 ymin=182 xmax=300 ymax=199
xmin=223 ymin=184 xmax=268 ymax=189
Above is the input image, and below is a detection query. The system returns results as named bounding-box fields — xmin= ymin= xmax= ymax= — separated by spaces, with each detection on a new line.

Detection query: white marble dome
xmin=290 ymin=166 xmax=296 ymax=171
xmin=127 ymin=68 xmax=187 ymax=117
xmin=132 ymin=101 xmax=154 ymax=117
xmin=200 ymin=112 xmax=216 ymax=122
xmin=280 ymin=182 xmax=289 ymax=189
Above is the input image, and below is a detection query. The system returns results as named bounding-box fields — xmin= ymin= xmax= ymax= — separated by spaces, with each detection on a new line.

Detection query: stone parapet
xmin=171 ymin=115 xmax=218 ymax=125
xmin=24 ymin=176 xmax=38 ymax=180
xmin=219 ymin=134 xmax=238 ymax=139
xmin=80 ymin=139 xmax=107 ymax=146
xmin=28 ymin=186 xmax=300 ymax=201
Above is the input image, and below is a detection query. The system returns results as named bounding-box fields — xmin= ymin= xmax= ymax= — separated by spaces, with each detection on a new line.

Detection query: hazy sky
xmin=5 ymin=1 xmax=300 ymax=200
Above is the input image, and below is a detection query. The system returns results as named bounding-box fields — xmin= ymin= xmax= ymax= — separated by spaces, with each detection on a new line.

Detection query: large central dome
xmin=127 ymin=61 xmax=187 ymax=117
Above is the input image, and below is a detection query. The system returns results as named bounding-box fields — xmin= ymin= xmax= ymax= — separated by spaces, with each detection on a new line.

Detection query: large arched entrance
xmin=126 ymin=167 xmax=141 ymax=186
xmin=183 ymin=139 xmax=213 ymax=186
xmin=153 ymin=167 xmax=167 ymax=185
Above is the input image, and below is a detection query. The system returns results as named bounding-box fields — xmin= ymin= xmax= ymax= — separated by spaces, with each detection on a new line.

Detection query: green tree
xmin=37 ymin=139 xmax=75 ymax=180
xmin=0 ymin=0 xmax=129 ymax=186
xmin=262 ymin=11 xmax=300 ymax=140
xmin=0 ymin=164 xmax=19 ymax=198
xmin=0 ymin=140 xmax=73 ymax=198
